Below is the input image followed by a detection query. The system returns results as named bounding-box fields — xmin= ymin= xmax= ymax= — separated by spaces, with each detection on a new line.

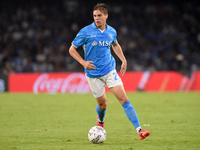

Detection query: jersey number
xmin=113 ymin=72 xmax=119 ymax=80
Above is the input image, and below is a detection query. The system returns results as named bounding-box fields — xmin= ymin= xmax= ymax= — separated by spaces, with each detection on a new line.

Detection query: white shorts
xmin=86 ymin=69 xmax=123 ymax=98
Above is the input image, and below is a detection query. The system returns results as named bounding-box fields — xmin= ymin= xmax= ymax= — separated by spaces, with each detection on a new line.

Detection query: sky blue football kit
xmin=72 ymin=22 xmax=141 ymax=132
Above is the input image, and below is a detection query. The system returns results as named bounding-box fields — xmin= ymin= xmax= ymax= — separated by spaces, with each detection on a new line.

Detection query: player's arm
xmin=69 ymin=44 xmax=96 ymax=70
xmin=111 ymin=41 xmax=127 ymax=76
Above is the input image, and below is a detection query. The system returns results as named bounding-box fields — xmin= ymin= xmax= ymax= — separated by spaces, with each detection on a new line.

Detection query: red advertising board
xmin=143 ymin=72 xmax=184 ymax=92
xmin=8 ymin=71 xmax=200 ymax=93
xmin=190 ymin=71 xmax=200 ymax=91
xmin=9 ymin=73 xmax=90 ymax=93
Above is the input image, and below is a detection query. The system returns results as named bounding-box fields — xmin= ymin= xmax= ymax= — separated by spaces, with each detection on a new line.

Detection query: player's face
xmin=93 ymin=10 xmax=108 ymax=30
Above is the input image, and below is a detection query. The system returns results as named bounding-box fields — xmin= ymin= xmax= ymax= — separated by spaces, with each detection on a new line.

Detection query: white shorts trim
xmin=86 ymin=69 xmax=123 ymax=98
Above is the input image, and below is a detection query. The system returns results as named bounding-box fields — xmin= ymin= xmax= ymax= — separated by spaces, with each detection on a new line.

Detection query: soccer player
xmin=69 ymin=3 xmax=150 ymax=140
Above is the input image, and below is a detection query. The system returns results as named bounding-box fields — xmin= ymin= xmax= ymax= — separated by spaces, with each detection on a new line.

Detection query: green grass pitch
xmin=0 ymin=92 xmax=200 ymax=150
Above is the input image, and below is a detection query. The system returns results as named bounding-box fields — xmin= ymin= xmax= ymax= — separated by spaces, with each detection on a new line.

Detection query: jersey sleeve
xmin=111 ymin=29 xmax=117 ymax=44
xmin=72 ymin=29 xmax=86 ymax=48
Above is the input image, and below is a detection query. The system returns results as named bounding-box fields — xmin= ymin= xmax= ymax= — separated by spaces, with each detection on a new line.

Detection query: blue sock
xmin=96 ymin=104 xmax=106 ymax=122
xmin=122 ymin=100 xmax=140 ymax=129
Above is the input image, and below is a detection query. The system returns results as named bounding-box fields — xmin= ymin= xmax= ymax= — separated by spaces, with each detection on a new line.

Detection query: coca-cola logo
xmin=33 ymin=73 xmax=90 ymax=93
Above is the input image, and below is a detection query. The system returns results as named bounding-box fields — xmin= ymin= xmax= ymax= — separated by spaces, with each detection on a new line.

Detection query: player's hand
xmin=82 ymin=61 xmax=96 ymax=70
xmin=120 ymin=61 xmax=127 ymax=76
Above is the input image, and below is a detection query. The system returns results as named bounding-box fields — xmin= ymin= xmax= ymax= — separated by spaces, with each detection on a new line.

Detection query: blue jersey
xmin=72 ymin=22 xmax=117 ymax=78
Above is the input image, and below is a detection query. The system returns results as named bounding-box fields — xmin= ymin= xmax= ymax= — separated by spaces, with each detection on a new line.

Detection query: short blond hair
xmin=93 ymin=3 xmax=108 ymax=15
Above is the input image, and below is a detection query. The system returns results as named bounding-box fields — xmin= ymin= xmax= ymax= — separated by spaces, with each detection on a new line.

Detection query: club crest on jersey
xmin=109 ymin=34 xmax=113 ymax=38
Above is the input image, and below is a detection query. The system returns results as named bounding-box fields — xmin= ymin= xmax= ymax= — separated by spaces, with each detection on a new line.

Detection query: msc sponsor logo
xmin=92 ymin=40 xmax=112 ymax=47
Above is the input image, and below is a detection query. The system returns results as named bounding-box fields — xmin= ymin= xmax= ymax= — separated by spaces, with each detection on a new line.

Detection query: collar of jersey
xmin=92 ymin=22 xmax=108 ymax=31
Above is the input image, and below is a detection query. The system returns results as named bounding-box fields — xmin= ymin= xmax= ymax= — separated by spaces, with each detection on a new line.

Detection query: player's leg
xmin=86 ymin=76 xmax=107 ymax=127
xmin=109 ymin=84 xmax=141 ymax=131
xmin=106 ymin=70 xmax=141 ymax=130
xmin=110 ymin=84 xmax=150 ymax=140
xmin=96 ymin=93 xmax=107 ymax=127
xmin=106 ymin=70 xmax=150 ymax=140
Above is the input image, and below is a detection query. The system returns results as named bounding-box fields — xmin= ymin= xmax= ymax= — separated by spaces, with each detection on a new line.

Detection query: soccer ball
xmin=88 ymin=126 xmax=107 ymax=143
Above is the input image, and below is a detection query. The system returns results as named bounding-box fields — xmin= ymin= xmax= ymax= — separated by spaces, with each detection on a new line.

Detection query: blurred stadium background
xmin=0 ymin=0 xmax=200 ymax=93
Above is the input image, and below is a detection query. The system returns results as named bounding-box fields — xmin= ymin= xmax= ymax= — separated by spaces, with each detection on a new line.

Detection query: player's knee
xmin=99 ymin=102 xmax=107 ymax=110
xmin=118 ymin=97 xmax=129 ymax=104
